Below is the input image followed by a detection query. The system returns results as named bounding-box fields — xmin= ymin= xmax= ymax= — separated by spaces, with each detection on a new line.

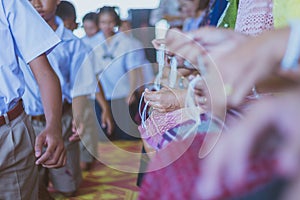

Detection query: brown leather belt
xmin=31 ymin=102 xmax=72 ymax=122
xmin=0 ymin=100 xmax=24 ymax=126
xmin=31 ymin=114 xmax=46 ymax=122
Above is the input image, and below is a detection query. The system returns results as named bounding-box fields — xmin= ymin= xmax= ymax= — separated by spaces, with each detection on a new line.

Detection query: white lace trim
xmin=235 ymin=0 xmax=274 ymax=36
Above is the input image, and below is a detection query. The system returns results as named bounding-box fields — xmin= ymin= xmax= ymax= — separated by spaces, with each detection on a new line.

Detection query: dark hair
xmin=97 ymin=6 xmax=121 ymax=26
xmin=56 ymin=1 xmax=76 ymax=20
xmin=197 ymin=0 xmax=210 ymax=11
xmin=82 ymin=12 xmax=98 ymax=24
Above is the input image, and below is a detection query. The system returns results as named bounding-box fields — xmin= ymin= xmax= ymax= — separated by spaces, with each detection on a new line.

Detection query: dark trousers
xmin=95 ymin=98 xmax=139 ymax=140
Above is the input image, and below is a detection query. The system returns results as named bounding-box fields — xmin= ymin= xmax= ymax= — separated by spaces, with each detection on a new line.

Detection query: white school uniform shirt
xmin=182 ymin=12 xmax=206 ymax=32
xmin=94 ymin=32 xmax=144 ymax=100
xmin=81 ymin=31 xmax=105 ymax=49
xmin=0 ymin=0 xmax=60 ymax=115
xmin=21 ymin=17 xmax=97 ymax=115
xmin=127 ymin=35 xmax=154 ymax=84
xmin=81 ymin=31 xmax=106 ymax=100
xmin=149 ymin=0 xmax=181 ymax=26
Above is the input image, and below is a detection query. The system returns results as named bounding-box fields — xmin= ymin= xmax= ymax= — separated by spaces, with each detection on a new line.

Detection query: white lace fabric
xmin=235 ymin=0 xmax=274 ymax=36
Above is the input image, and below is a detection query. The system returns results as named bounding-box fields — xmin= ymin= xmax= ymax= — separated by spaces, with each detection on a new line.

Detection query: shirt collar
xmin=55 ymin=16 xmax=65 ymax=38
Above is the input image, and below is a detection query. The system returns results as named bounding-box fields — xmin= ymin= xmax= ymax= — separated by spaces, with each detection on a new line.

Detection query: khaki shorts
xmin=0 ymin=112 xmax=38 ymax=200
xmin=80 ymin=99 xmax=99 ymax=163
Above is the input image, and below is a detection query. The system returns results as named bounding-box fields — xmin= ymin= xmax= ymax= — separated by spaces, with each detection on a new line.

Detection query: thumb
xmin=35 ymin=134 xmax=45 ymax=157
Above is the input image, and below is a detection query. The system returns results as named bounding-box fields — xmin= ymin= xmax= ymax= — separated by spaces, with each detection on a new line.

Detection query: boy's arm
xmin=95 ymin=81 xmax=114 ymax=135
xmin=127 ymin=68 xmax=141 ymax=105
xmin=29 ymin=53 xmax=66 ymax=168
xmin=69 ymin=81 xmax=114 ymax=142
xmin=69 ymin=95 xmax=88 ymax=142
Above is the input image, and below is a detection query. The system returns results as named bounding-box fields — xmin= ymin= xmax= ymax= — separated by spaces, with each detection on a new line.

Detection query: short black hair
xmin=82 ymin=12 xmax=98 ymax=24
xmin=197 ymin=0 xmax=209 ymax=11
xmin=97 ymin=6 xmax=121 ymax=27
xmin=56 ymin=1 xmax=76 ymax=20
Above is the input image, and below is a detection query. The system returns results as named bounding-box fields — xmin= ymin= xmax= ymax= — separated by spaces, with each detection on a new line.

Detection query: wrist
xmin=45 ymin=120 xmax=62 ymax=133
xmin=100 ymin=102 xmax=110 ymax=112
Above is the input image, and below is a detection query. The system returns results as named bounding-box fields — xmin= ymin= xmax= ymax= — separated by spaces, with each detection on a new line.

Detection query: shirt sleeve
xmin=124 ymin=40 xmax=148 ymax=71
xmin=91 ymin=45 xmax=105 ymax=75
xmin=71 ymin=40 xmax=98 ymax=98
xmin=4 ymin=0 xmax=60 ymax=63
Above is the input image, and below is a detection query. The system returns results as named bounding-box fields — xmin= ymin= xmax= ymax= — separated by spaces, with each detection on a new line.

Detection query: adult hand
xmin=35 ymin=126 xmax=66 ymax=168
xmin=152 ymin=38 xmax=166 ymax=50
xmin=195 ymin=91 xmax=300 ymax=199
xmin=165 ymin=27 xmax=292 ymax=108
xmin=163 ymin=27 xmax=248 ymax=111
xmin=192 ymin=76 xmax=209 ymax=108
xmin=164 ymin=27 xmax=247 ymax=67
xmin=144 ymin=87 xmax=186 ymax=113
xmin=202 ymin=28 xmax=290 ymax=107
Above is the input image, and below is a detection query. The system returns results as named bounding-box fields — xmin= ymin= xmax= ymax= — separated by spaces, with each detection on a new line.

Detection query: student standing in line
xmin=0 ymin=0 xmax=65 ymax=199
xmin=81 ymin=12 xmax=105 ymax=49
xmin=94 ymin=6 xmax=144 ymax=140
xmin=55 ymin=0 xmax=78 ymax=31
xmin=56 ymin=2 xmax=114 ymax=171
xmin=22 ymin=0 xmax=108 ymax=198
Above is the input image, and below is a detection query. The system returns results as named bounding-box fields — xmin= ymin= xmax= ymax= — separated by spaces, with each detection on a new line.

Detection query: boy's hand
xmin=101 ymin=109 xmax=114 ymax=135
xmin=69 ymin=118 xmax=84 ymax=142
xmin=35 ymin=126 xmax=66 ymax=168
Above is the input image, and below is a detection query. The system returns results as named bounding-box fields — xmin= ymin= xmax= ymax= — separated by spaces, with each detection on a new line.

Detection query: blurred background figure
xmin=119 ymin=20 xmax=155 ymax=123
xmin=93 ymin=6 xmax=144 ymax=140
xmin=120 ymin=20 xmax=154 ymax=85
xmin=180 ymin=0 xmax=210 ymax=32
xmin=149 ymin=0 xmax=183 ymax=28
xmin=81 ymin=12 xmax=104 ymax=49
xmin=56 ymin=1 xmax=113 ymax=173
xmin=82 ymin=12 xmax=99 ymax=38
xmin=56 ymin=0 xmax=78 ymax=31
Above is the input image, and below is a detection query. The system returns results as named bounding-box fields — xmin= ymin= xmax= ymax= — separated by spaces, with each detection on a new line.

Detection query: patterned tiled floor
xmin=52 ymin=140 xmax=143 ymax=200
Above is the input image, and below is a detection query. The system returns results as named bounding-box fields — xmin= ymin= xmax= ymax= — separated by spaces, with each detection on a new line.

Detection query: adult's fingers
xmin=152 ymin=39 xmax=166 ymax=49
xmin=147 ymin=101 xmax=165 ymax=110
xmin=144 ymin=90 xmax=161 ymax=102
xmin=190 ymin=26 xmax=228 ymax=45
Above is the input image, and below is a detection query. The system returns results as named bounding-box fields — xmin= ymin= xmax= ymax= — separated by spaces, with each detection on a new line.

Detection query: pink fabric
xmin=138 ymin=134 xmax=277 ymax=200
xmin=138 ymin=109 xmax=196 ymax=150
xmin=235 ymin=0 xmax=274 ymax=36
xmin=138 ymin=2 xmax=278 ymax=199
